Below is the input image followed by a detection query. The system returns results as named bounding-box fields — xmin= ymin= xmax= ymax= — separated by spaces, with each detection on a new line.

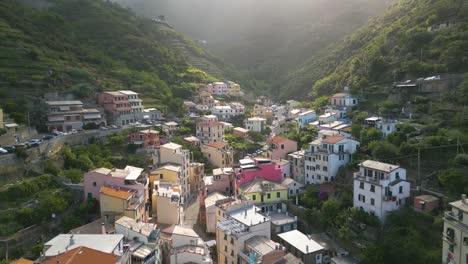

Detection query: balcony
xmin=444 ymin=211 xmax=468 ymax=231
xmin=354 ymin=172 xmax=381 ymax=185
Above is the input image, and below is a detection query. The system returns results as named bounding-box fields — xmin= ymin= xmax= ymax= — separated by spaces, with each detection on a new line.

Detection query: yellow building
xmin=226 ymin=81 xmax=241 ymax=96
xmin=241 ymin=179 xmax=288 ymax=213
xmin=99 ymin=186 xmax=144 ymax=222
xmin=189 ymin=163 xmax=204 ymax=194
xmin=149 ymin=163 xmax=181 ymax=189
xmin=201 ymin=142 xmax=234 ymax=168
xmin=252 ymin=104 xmax=273 ymax=122
xmin=151 ymin=181 xmax=181 ymax=225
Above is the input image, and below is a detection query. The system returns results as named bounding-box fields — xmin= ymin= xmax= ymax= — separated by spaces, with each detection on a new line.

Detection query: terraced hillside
xmin=0 ymin=0 xmax=229 ymax=116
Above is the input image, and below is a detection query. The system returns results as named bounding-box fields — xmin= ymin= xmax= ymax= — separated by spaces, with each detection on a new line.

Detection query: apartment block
xmin=442 ymin=196 xmax=468 ymax=264
xmin=45 ymin=100 xmax=103 ymax=132
xmin=196 ymin=121 xmax=225 ymax=143
xmin=353 ymin=160 xmax=410 ymax=221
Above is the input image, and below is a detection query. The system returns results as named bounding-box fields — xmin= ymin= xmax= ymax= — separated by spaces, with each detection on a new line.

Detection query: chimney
xmin=462 ymin=194 xmax=467 ymax=204
xmin=69 ymin=235 xmax=74 ymax=246
xmin=101 ymin=223 xmax=106 ymax=234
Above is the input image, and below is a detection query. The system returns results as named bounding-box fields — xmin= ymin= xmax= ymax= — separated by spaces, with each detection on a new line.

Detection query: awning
xmin=83 ymin=114 xmax=101 ymax=119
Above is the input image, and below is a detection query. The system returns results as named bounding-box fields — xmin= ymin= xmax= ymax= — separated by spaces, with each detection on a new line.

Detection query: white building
xmin=298 ymin=110 xmax=317 ymax=129
xmin=196 ymin=121 xmax=225 ymax=143
xmin=201 ymin=115 xmax=218 ymax=122
xmin=353 ymin=160 xmax=410 ymax=221
xmin=304 ymin=133 xmax=359 ymax=184
xmin=142 ymin=108 xmax=162 ymax=122
xmin=170 ymin=226 xmax=213 ymax=264
xmin=205 ymin=192 xmax=228 ymax=233
xmin=228 ymin=102 xmax=245 ymax=115
xmin=245 ymin=117 xmax=267 ymax=133
xmin=119 ymin=90 xmax=144 ymax=120
xmin=442 ymin=196 xmax=468 ymax=264
xmin=43 ymin=234 xmax=125 ymax=257
xmin=281 ymin=178 xmax=304 ymax=197
xmin=376 ymin=119 xmax=399 ymax=137
xmin=211 ymin=105 xmax=237 ymax=120
xmin=329 ymin=92 xmax=358 ymax=107
xmin=318 ymin=113 xmax=338 ymax=125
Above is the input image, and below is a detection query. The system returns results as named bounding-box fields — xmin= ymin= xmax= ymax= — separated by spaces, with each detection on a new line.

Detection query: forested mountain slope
xmin=0 ymin=0 xmax=229 ymax=116
xmin=279 ymin=0 xmax=468 ymax=99
xmin=110 ymin=0 xmax=393 ymax=94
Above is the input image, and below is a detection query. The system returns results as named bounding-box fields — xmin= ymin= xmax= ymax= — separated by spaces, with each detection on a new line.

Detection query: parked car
xmin=52 ymin=130 xmax=63 ymax=136
xmin=42 ymin=135 xmax=55 ymax=140
xmin=109 ymin=125 xmax=118 ymax=129
xmin=100 ymin=126 xmax=109 ymax=130
xmin=3 ymin=146 xmax=15 ymax=153
xmin=14 ymin=143 xmax=27 ymax=149
xmin=0 ymin=147 xmax=8 ymax=154
xmin=25 ymin=139 xmax=42 ymax=147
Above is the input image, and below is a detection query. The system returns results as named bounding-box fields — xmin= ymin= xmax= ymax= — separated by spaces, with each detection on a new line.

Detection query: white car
xmin=0 ymin=147 xmax=8 ymax=154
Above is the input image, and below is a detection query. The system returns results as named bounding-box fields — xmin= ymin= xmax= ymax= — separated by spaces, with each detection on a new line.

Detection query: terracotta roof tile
xmin=11 ymin=258 xmax=34 ymax=264
xmin=322 ymin=136 xmax=345 ymax=144
xmin=100 ymin=186 xmax=133 ymax=200
xmin=205 ymin=141 xmax=228 ymax=148
xmin=196 ymin=121 xmax=224 ymax=127
xmin=43 ymin=246 xmax=119 ymax=264
xmin=269 ymin=136 xmax=290 ymax=144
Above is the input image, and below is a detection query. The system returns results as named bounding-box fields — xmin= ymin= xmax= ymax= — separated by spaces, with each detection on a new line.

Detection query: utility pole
xmin=417 ymin=147 xmax=421 ymax=187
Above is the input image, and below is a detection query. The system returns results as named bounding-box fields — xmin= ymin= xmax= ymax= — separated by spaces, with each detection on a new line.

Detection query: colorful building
xmin=189 ymin=162 xmax=205 ymax=194
xmin=216 ymin=204 xmax=271 ymax=264
xmin=45 ymin=101 xmax=103 ymax=132
xmin=151 ymin=181 xmax=181 ymax=225
xmin=99 ymin=186 xmax=145 ymax=222
xmin=236 ymin=158 xmax=283 ymax=187
xmin=129 ymin=129 xmax=160 ymax=148
xmin=196 ymin=121 xmax=225 ymax=144
xmin=83 ymin=166 xmax=147 ymax=202
xmin=241 ymin=179 xmax=288 ymax=213
xmin=98 ymin=91 xmax=135 ymax=126
xmin=267 ymin=137 xmax=298 ymax=160
xmin=201 ymin=142 xmax=234 ymax=168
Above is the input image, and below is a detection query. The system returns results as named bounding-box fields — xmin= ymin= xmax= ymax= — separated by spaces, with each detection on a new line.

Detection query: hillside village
xmin=1 ymin=74 xmax=465 ymax=264
xmin=0 ymin=0 xmax=467 ymax=263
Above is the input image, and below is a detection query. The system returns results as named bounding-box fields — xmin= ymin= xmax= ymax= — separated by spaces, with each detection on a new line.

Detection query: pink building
xmin=199 ymin=168 xmax=234 ymax=205
xmin=236 ymin=158 xmax=283 ymax=188
xmin=98 ymin=91 xmax=133 ymax=126
xmin=83 ymin=166 xmax=148 ymax=202
xmin=206 ymin=82 xmax=228 ymax=95
xmin=129 ymin=129 xmax=160 ymax=148
xmin=266 ymin=137 xmax=298 ymax=160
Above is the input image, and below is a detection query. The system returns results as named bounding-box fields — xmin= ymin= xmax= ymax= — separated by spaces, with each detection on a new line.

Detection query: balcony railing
xmin=444 ymin=211 xmax=468 ymax=231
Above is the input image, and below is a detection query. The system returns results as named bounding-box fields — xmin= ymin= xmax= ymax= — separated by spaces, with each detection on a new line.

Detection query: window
xmin=339 ymin=154 xmax=344 ymax=160
xmin=267 ymin=193 xmax=271 ymax=199
xmin=277 ymin=192 xmax=281 ymax=198
xmin=399 ymin=186 xmax=403 ymax=194
xmin=370 ymin=185 xmax=375 ymax=192
xmin=395 ymin=172 xmax=400 ymax=179
xmin=252 ymin=195 xmax=256 ymax=201
xmin=230 ymin=237 xmax=234 ymax=244
xmin=281 ymin=144 xmax=284 ymax=149
xmin=87 ymin=193 xmax=92 ymax=199
xmin=224 ymin=245 xmax=227 ymax=252
xmin=359 ymin=182 xmax=364 ymax=189
xmin=160 ymin=174 xmax=163 ymax=179
xmin=224 ymin=234 xmax=227 ymax=240
xmin=371 ymin=198 xmax=375 ymax=206
xmin=323 ymin=166 xmax=328 ymax=172
xmin=93 ymin=182 xmax=97 ymax=187
xmin=290 ymin=190 xmax=293 ymax=195
xmin=231 ymin=250 xmax=234 ymax=256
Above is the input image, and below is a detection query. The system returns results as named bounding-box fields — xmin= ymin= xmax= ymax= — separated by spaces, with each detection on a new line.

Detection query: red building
xmin=98 ymin=91 xmax=132 ymax=126
xmin=129 ymin=129 xmax=160 ymax=148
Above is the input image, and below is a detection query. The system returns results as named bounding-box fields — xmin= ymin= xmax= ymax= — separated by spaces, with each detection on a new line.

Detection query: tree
xmin=360 ymin=127 xmax=382 ymax=146
xmin=321 ymin=199 xmax=341 ymax=227
xmin=438 ymin=168 xmax=468 ymax=195
xmin=60 ymin=169 xmax=83 ymax=183
xmin=368 ymin=141 xmax=399 ymax=160
xmin=44 ymin=160 xmax=60 ymax=175
xmin=248 ymin=131 xmax=265 ymax=142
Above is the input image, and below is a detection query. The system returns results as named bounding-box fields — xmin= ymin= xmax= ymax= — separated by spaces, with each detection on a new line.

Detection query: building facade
xmin=304 ymin=135 xmax=359 ymax=185
xmin=45 ymin=101 xmax=103 ymax=132
xmin=245 ymin=117 xmax=267 ymax=133
xmin=201 ymin=142 xmax=234 ymax=168
xmin=442 ymin=197 xmax=468 ymax=264
xmin=267 ymin=137 xmax=298 ymax=160
xmin=196 ymin=121 xmax=225 ymax=143
xmin=353 ymin=160 xmax=410 ymax=221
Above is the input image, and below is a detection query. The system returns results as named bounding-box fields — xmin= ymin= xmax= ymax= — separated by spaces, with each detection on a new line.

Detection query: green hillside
xmin=279 ymin=0 xmax=468 ymax=99
xmin=0 ymin=0 xmax=230 ymax=117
